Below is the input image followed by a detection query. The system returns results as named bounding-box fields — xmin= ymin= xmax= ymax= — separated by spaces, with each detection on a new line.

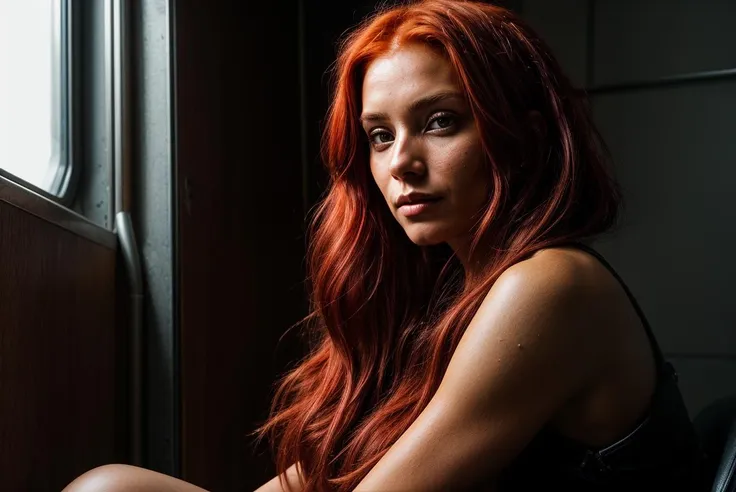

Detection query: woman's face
xmin=361 ymin=43 xmax=489 ymax=254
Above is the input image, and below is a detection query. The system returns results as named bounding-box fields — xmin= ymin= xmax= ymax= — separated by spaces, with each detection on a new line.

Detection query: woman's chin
xmin=403 ymin=228 xmax=446 ymax=246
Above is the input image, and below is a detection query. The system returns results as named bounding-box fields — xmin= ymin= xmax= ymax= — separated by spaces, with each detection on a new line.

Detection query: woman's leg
xmin=62 ymin=464 xmax=209 ymax=492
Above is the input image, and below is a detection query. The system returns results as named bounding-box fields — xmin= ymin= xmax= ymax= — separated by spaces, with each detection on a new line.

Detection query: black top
xmin=496 ymin=242 xmax=708 ymax=491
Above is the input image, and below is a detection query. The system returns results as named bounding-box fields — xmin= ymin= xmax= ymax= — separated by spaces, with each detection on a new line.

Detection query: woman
xmin=64 ymin=1 xmax=708 ymax=491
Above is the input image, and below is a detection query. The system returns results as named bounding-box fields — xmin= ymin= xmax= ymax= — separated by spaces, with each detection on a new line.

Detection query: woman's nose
xmin=388 ymin=134 xmax=427 ymax=179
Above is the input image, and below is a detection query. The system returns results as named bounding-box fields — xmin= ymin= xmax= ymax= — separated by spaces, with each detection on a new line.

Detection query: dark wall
xmin=302 ymin=1 xmax=381 ymax=206
xmin=174 ymin=1 xmax=307 ymax=490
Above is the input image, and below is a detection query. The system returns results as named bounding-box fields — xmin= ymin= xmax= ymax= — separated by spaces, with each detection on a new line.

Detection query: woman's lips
xmin=397 ymin=197 xmax=442 ymax=217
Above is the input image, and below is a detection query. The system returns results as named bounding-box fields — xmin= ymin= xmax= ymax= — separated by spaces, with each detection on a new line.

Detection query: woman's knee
xmin=62 ymin=464 xmax=208 ymax=492
xmin=63 ymin=464 xmax=141 ymax=492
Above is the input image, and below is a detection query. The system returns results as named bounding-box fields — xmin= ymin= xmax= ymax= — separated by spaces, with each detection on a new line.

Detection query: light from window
xmin=0 ymin=0 xmax=65 ymax=195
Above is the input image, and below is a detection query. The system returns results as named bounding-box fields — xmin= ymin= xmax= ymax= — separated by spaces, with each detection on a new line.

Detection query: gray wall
xmin=521 ymin=0 xmax=736 ymax=418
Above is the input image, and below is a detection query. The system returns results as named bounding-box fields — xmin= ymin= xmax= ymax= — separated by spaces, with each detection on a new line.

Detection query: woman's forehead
xmin=361 ymin=44 xmax=461 ymax=113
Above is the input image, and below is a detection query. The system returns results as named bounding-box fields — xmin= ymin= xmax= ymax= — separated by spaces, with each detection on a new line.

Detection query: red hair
xmin=256 ymin=1 xmax=621 ymax=490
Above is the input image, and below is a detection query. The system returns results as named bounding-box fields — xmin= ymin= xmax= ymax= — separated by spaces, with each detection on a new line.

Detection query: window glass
xmin=0 ymin=0 xmax=68 ymax=196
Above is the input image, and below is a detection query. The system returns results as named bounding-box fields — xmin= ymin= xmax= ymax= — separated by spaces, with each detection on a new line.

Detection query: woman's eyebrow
xmin=360 ymin=91 xmax=465 ymax=123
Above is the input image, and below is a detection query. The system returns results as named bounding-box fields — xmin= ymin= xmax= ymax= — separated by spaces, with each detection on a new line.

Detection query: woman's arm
xmin=354 ymin=251 xmax=612 ymax=491
xmin=254 ymin=464 xmax=303 ymax=492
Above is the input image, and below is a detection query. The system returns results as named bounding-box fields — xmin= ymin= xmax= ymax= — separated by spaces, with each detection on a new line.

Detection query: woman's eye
xmin=369 ymin=131 xmax=393 ymax=146
xmin=427 ymin=114 xmax=456 ymax=131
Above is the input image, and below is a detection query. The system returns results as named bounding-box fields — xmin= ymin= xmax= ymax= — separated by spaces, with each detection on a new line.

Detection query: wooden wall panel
xmin=0 ymin=200 xmax=122 ymax=491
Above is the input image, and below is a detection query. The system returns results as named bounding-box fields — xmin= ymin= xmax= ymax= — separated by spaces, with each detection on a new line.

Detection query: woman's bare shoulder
xmin=510 ymin=244 xmax=609 ymax=279
xmin=493 ymin=245 xmax=620 ymax=308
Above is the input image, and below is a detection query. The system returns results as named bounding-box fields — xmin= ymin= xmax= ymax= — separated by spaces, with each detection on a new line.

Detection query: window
xmin=0 ymin=0 xmax=71 ymax=198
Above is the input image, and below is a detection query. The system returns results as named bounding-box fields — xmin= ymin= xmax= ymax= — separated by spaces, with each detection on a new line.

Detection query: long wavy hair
xmin=256 ymin=1 xmax=621 ymax=490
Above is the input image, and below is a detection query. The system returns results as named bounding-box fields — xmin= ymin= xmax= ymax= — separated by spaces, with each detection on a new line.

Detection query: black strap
xmin=564 ymin=242 xmax=673 ymax=379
